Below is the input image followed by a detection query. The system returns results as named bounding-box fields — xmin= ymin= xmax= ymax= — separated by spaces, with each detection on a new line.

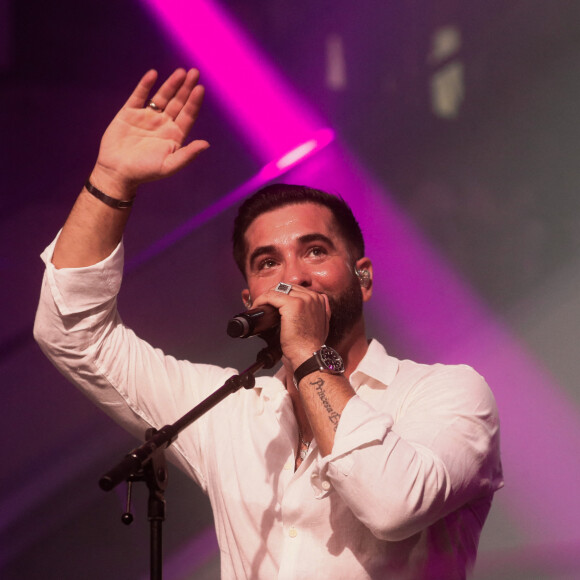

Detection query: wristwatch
xmin=293 ymin=345 xmax=345 ymax=386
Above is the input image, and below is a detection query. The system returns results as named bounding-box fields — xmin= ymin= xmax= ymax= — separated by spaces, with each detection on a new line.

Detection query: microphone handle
xmin=227 ymin=305 xmax=280 ymax=338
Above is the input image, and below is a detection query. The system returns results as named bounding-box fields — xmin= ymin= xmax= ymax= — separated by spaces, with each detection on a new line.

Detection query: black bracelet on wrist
xmin=85 ymin=180 xmax=135 ymax=209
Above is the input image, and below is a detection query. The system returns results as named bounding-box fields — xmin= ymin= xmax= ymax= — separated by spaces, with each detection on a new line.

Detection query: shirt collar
xmin=349 ymin=338 xmax=398 ymax=391
xmin=255 ymin=364 xmax=287 ymax=397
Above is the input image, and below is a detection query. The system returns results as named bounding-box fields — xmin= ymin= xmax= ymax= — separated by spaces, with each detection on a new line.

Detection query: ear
xmin=355 ymin=257 xmax=373 ymax=302
xmin=241 ymin=288 xmax=252 ymax=309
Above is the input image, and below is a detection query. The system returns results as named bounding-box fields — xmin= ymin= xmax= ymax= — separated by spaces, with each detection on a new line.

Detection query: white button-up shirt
xmin=34 ymin=238 xmax=503 ymax=579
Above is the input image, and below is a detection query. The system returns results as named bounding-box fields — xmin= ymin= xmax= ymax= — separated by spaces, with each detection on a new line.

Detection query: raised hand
xmin=92 ymin=68 xmax=209 ymax=199
xmin=53 ymin=68 xmax=210 ymax=269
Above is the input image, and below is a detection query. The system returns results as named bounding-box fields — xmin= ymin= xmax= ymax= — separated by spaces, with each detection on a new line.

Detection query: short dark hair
xmin=232 ymin=183 xmax=365 ymax=277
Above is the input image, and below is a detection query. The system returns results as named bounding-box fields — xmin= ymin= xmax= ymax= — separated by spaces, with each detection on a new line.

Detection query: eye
xmin=257 ymin=258 xmax=278 ymax=270
xmin=308 ymin=246 xmax=327 ymax=258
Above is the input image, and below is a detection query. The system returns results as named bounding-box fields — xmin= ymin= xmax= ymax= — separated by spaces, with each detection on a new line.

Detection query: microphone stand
xmin=98 ymin=334 xmax=282 ymax=580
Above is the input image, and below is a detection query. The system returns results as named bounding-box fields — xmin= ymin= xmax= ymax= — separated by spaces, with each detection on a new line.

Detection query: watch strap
xmin=294 ymin=346 xmax=344 ymax=386
xmin=294 ymin=356 xmax=323 ymax=386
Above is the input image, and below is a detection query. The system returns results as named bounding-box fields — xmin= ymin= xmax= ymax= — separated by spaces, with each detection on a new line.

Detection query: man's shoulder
xmin=366 ymin=339 xmax=491 ymax=399
xmin=397 ymin=357 xmax=485 ymax=386
xmin=393 ymin=357 xmax=497 ymax=418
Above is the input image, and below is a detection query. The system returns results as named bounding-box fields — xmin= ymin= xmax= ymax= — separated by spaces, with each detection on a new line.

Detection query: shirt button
xmin=289 ymin=526 xmax=298 ymax=538
xmin=321 ymin=480 xmax=331 ymax=491
xmin=284 ymin=460 xmax=293 ymax=470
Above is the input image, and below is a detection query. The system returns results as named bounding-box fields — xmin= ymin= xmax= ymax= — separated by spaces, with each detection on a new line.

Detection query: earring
xmin=355 ymin=269 xmax=371 ymax=288
xmin=245 ymin=295 xmax=253 ymax=308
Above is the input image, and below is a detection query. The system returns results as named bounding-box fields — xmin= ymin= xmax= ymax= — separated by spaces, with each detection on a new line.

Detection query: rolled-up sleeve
xmin=33 ymin=236 xmax=236 ymax=489
xmin=39 ymin=233 xmax=124 ymax=316
xmin=312 ymin=361 xmax=503 ymax=542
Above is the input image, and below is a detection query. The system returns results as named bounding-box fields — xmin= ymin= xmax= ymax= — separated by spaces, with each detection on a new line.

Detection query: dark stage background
xmin=2 ymin=1 xmax=580 ymax=578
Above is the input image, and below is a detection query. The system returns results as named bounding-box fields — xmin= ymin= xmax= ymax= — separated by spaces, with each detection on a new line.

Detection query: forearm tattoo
xmin=309 ymin=377 xmax=341 ymax=431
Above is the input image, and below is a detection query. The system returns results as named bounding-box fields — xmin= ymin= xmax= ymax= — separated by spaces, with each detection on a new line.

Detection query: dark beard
xmin=326 ymin=274 xmax=364 ymax=349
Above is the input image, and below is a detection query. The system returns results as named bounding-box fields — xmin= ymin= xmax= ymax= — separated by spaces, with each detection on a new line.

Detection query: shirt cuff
xmin=311 ymin=395 xmax=394 ymax=497
xmin=40 ymin=233 xmax=124 ymax=316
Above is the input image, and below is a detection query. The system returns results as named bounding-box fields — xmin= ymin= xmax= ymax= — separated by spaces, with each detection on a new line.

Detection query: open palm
xmin=95 ymin=69 xmax=209 ymax=188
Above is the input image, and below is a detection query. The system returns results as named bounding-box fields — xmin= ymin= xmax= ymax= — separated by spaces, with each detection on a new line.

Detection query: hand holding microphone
xmin=226 ymin=281 xmax=329 ymax=370
xmin=226 ymin=282 xmax=293 ymax=338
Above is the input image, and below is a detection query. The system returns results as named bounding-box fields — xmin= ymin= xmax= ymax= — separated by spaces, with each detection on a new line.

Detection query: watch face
xmin=319 ymin=346 xmax=345 ymax=373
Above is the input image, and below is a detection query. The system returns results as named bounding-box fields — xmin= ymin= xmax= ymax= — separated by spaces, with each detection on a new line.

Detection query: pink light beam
xmin=140 ymin=0 xmax=326 ymax=162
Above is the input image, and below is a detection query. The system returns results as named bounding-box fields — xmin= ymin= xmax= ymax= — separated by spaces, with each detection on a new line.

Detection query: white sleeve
xmin=311 ymin=365 xmax=503 ymax=541
xmin=33 ymin=235 xmax=237 ymax=490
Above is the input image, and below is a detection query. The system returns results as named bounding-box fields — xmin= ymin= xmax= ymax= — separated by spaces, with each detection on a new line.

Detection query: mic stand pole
xmin=98 ymin=337 xmax=282 ymax=580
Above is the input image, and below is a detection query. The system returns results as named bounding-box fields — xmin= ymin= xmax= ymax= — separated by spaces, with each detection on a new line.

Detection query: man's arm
xmin=34 ymin=68 xmax=212 ymax=481
xmin=314 ymin=362 xmax=503 ymax=541
xmin=53 ymin=68 xmax=209 ymax=269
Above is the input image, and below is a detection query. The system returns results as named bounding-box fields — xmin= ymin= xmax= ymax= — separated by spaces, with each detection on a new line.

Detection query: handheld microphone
xmin=227 ymin=305 xmax=281 ymax=338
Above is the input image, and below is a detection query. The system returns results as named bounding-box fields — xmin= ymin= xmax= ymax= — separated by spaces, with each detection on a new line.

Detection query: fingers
xmin=163 ymin=69 xmax=202 ymax=120
xmin=262 ymin=285 xmax=329 ymax=363
xmin=145 ymin=68 xmax=187 ymax=111
xmin=292 ymin=286 xmax=331 ymax=328
xmin=141 ymin=68 xmax=206 ymax=144
xmin=124 ymin=68 xmax=200 ymax=118
xmin=256 ymin=284 xmax=326 ymax=308
xmin=124 ymin=69 xmax=159 ymax=109
xmin=254 ymin=284 xmax=330 ymax=336
xmin=174 ymin=83 xmax=206 ymax=136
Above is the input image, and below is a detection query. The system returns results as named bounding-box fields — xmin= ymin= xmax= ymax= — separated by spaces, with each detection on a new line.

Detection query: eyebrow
xmin=248 ymin=233 xmax=337 ymax=270
xmin=298 ymin=233 xmax=336 ymax=249
xmin=249 ymin=244 xmax=277 ymax=269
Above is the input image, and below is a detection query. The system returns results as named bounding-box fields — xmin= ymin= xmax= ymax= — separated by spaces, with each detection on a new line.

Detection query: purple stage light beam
xmin=140 ymin=0 xmax=326 ymax=161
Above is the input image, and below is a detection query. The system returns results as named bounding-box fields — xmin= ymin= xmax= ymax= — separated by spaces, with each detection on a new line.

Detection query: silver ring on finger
xmin=275 ymin=282 xmax=292 ymax=294
xmin=147 ymin=100 xmax=163 ymax=112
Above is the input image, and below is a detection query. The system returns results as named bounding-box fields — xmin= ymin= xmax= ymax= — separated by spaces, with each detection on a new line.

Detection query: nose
xmin=282 ymin=259 xmax=312 ymax=287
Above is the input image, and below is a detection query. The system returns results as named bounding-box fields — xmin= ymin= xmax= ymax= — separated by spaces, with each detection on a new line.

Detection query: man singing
xmin=34 ymin=68 xmax=503 ymax=579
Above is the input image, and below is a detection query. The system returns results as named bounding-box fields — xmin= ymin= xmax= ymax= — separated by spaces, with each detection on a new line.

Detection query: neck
xmin=330 ymin=318 xmax=369 ymax=378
